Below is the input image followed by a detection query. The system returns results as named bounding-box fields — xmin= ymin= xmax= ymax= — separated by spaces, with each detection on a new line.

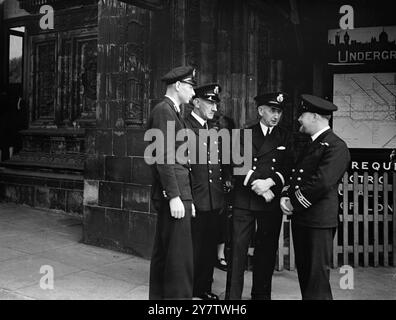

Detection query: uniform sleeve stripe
xmin=296 ymin=189 xmax=311 ymax=207
xmin=295 ymin=193 xmax=309 ymax=208
xmin=296 ymin=189 xmax=312 ymax=205
xmin=301 ymin=191 xmax=312 ymax=206
xmin=295 ymin=189 xmax=311 ymax=208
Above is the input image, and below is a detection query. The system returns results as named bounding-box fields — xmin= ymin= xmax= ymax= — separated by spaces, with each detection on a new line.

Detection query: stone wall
xmin=0 ymin=171 xmax=83 ymax=216
xmin=82 ymin=0 xmax=161 ymax=258
xmin=83 ymin=128 xmax=155 ymax=257
xmin=82 ymin=0 xmax=292 ymax=258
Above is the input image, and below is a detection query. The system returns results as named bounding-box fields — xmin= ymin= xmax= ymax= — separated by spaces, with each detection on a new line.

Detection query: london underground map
xmin=333 ymin=73 xmax=396 ymax=149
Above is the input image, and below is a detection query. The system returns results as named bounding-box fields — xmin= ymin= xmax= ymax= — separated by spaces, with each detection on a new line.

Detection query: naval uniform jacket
xmin=147 ymin=97 xmax=192 ymax=203
xmin=233 ymin=123 xmax=294 ymax=212
xmin=184 ymin=113 xmax=227 ymax=212
xmin=282 ymin=129 xmax=350 ymax=228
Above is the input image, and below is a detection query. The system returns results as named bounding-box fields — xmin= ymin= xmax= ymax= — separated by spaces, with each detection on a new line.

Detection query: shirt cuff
xmin=275 ymin=172 xmax=285 ymax=186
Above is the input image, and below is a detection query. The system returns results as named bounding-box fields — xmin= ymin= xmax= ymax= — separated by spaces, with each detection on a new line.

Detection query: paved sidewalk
xmin=0 ymin=203 xmax=395 ymax=300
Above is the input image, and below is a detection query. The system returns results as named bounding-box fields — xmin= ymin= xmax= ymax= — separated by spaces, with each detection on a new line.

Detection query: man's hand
xmin=262 ymin=189 xmax=275 ymax=203
xmin=224 ymin=180 xmax=233 ymax=193
xmin=251 ymin=178 xmax=275 ymax=195
xmin=280 ymin=197 xmax=294 ymax=215
xmin=192 ymin=203 xmax=196 ymax=218
xmin=169 ymin=196 xmax=185 ymax=219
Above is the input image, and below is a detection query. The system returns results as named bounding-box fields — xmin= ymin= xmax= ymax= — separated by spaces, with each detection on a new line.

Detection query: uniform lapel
xmin=163 ymin=96 xmax=178 ymax=115
xmin=311 ymin=129 xmax=331 ymax=149
xmin=164 ymin=96 xmax=187 ymax=129
xmin=185 ymin=113 xmax=202 ymax=137
xmin=316 ymin=128 xmax=332 ymax=142
xmin=302 ymin=129 xmax=332 ymax=158
xmin=251 ymin=123 xmax=265 ymax=154
xmin=256 ymin=126 xmax=281 ymax=157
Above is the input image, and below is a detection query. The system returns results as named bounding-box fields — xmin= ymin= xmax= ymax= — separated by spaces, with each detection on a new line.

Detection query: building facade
xmin=0 ymin=0 xmax=395 ymax=264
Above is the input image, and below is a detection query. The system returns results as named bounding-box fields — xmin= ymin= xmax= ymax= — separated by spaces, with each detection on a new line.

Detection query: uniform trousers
xmin=227 ymin=207 xmax=283 ymax=300
xmin=191 ymin=209 xmax=221 ymax=296
xmin=291 ymin=223 xmax=336 ymax=300
xmin=149 ymin=200 xmax=193 ymax=300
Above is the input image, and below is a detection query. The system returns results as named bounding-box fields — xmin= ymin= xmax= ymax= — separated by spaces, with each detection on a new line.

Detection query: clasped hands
xmin=251 ymin=178 xmax=295 ymax=215
xmin=251 ymin=178 xmax=275 ymax=203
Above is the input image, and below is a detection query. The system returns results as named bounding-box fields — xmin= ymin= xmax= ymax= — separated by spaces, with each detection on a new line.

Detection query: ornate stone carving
xmin=34 ymin=40 xmax=56 ymax=120
xmin=5 ymin=128 xmax=86 ymax=172
xmin=76 ymin=37 xmax=98 ymax=123
xmin=184 ymin=0 xmax=200 ymax=68
xmin=124 ymin=6 xmax=150 ymax=127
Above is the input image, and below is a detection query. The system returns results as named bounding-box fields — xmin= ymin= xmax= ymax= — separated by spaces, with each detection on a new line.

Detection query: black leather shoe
xmin=196 ymin=292 xmax=219 ymax=300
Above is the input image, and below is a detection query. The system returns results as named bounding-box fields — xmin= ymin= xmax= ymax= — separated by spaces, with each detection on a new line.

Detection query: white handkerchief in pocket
xmin=277 ymin=146 xmax=286 ymax=150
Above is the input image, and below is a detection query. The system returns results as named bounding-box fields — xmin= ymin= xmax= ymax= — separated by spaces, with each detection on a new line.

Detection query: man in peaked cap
xmin=192 ymin=83 xmax=221 ymax=103
xmin=161 ymin=65 xmax=197 ymax=87
xmin=148 ymin=65 xmax=197 ymax=300
xmin=280 ymin=94 xmax=350 ymax=300
xmin=184 ymin=83 xmax=231 ymax=300
xmin=226 ymin=91 xmax=294 ymax=300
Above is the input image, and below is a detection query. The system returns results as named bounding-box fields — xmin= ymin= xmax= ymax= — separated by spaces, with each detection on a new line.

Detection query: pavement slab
xmin=90 ymin=257 xmax=150 ymax=286
xmin=15 ymin=270 xmax=141 ymax=300
xmin=0 ymin=246 xmax=29 ymax=263
xmin=122 ymin=285 xmax=150 ymax=300
xmin=0 ymin=255 xmax=80 ymax=291
xmin=0 ymin=230 xmax=79 ymax=254
xmin=37 ymin=243 xmax=133 ymax=270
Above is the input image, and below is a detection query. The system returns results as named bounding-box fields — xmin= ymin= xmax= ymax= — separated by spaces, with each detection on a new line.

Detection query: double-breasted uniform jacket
xmin=233 ymin=122 xmax=294 ymax=211
xmin=282 ymin=129 xmax=350 ymax=228
xmin=147 ymin=97 xmax=192 ymax=204
xmin=184 ymin=113 xmax=228 ymax=212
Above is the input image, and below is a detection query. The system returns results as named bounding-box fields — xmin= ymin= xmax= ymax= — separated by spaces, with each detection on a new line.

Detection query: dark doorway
xmin=1 ymin=26 xmax=28 ymax=161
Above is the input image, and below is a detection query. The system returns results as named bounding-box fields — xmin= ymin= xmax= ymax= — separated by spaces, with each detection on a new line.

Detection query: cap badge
xmin=192 ymin=69 xmax=196 ymax=77
xmin=214 ymin=86 xmax=219 ymax=94
xmin=277 ymin=94 xmax=284 ymax=103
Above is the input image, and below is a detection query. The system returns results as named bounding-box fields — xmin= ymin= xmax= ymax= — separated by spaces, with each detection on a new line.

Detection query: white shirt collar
xmin=311 ymin=126 xmax=330 ymax=142
xmin=191 ymin=111 xmax=206 ymax=127
xmin=259 ymin=121 xmax=273 ymax=136
xmin=165 ymin=95 xmax=180 ymax=113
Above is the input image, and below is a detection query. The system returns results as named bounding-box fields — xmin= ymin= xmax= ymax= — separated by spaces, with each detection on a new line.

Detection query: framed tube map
xmin=328 ymin=26 xmax=396 ymax=149
xmin=333 ymin=72 xmax=396 ymax=149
